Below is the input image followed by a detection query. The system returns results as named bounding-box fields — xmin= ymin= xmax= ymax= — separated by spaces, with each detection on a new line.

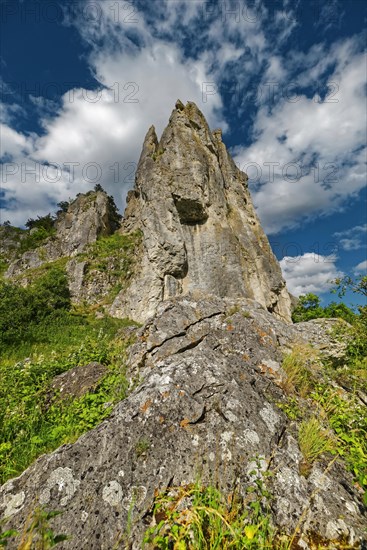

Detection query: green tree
xmin=292 ymin=293 xmax=324 ymax=322
xmin=25 ymin=214 xmax=55 ymax=232
xmin=332 ymin=275 xmax=367 ymax=299
xmin=56 ymin=201 xmax=70 ymax=214
xmin=332 ymin=275 xmax=367 ymax=361
xmin=323 ymin=301 xmax=356 ymax=324
xmin=0 ymin=266 xmax=71 ymax=349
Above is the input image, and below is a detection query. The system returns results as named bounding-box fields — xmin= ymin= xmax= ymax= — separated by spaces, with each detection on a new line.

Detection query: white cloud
xmin=1 ymin=15 xmax=224 ymax=225
xmin=0 ymin=0 xmax=365 ymax=238
xmin=280 ymin=252 xmax=343 ymax=296
xmin=234 ymin=40 xmax=366 ymax=234
xmin=334 ymin=224 xmax=367 ymax=251
xmin=354 ymin=260 xmax=367 ymax=273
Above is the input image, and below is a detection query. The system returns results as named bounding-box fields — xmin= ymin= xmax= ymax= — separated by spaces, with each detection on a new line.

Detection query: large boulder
xmin=1 ymin=297 xmax=365 ymax=549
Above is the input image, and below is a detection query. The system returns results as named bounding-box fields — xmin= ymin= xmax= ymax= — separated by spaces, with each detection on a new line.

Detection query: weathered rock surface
xmin=1 ymin=297 xmax=365 ymax=549
xmin=5 ymin=190 xmax=119 ymax=278
xmin=293 ymin=318 xmax=352 ymax=363
xmin=47 ymin=362 xmax=107 ymax=404
xmin=110 ymin=101 xmax=292 ymax=324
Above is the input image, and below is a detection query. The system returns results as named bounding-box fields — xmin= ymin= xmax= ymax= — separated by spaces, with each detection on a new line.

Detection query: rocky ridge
xmin=5 ymin=190 xmax=119 ymax=277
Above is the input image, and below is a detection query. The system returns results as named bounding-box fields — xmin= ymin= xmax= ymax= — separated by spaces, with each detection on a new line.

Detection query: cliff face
xmin=111 ymin=101 xmax=292 ymax=323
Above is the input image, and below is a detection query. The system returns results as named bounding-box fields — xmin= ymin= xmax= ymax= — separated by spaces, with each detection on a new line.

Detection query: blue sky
xmin=0 ymin=0 xmax=366 ymax=307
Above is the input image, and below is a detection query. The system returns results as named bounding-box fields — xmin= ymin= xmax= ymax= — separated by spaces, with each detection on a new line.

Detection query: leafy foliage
xmin=292 ymin=293 xmax=356 ymax=323
xmin=311 ymin=385 xmax=367 ymax=501
xmin=332 ymin=274 xmax=367 ymax=299
xmin=56 ymin=200 xmax=70 ymax=214
xmin=25 ymin=214 xmax=55 ymax=233
xmin=0 ymin=266 xmax=71 ymax=350
xmin=0 ymin=313 xmax=134 ymax=483
xmin=143 ymin=463 xmax=281 ymax=550
xmin=279 ymin=338 xmax=367 ymax=502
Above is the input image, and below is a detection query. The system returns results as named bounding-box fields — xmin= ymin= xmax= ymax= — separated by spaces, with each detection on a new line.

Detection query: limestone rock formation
xmin=5 ymin=190 xmax=119 ymax=279
xmin=1 ymin=297 xmax=365 ymax=549
xmin=2 ymin=102 xmax=365 ymax=549
xmin=110 ymin=101 xmax=292 ymax=323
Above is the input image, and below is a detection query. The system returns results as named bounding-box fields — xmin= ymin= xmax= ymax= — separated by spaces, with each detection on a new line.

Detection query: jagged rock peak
xmin=112 ymin=100 xmax=292 ymax=323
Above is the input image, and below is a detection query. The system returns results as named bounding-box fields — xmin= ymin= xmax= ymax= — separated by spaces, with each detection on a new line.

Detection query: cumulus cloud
xmin=234 ymin=39 xmax=367 ymax=234
xmin=334 ymin=224 xmax=367 ymax=251
xmin=280 ymin=253 xmax=343 ymax=296
xmin=354 ymin=260 xmax=367 ymax=273
xmin=0 ymin=0 xmax=365 ymax=235
xmin=0 ymin=6 xmax=225 ymax=225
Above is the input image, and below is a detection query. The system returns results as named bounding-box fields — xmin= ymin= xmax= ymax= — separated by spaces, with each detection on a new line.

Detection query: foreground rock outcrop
xmin=111 ymin=101 xmax=292 ymax=323
xmin=1 ymin=297 xmax=365 ymax=548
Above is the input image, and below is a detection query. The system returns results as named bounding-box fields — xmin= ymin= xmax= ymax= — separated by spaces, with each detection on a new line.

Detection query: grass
xmin=79 ymin=231 xmax=142 ymax=299
xmin=0 ymin=310 xmax=137 ymax=484
xmin=281 ymin=345 xmax=318 ymax=397
xmin=135 ymin=437 xmax=151 ymax=458
xmin=18 ymin=227 xmax=56 ymax=255
xmin=298 ymin=417 xmax=335 ymax=476
xmin=143 ymin=473 xmax=280 ymax=549
xmin=277 ymin=342 xmax=367 ymax=503
xmin=310 ymin=385 xmax=367 ymax=501
xmin=1 ymin=507 xmax=68 ymax=549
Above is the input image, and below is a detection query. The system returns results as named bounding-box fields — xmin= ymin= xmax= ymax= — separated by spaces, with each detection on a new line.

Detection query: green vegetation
xmin=298 ymin=417 xmax=335 ymax=475
xmin=0 ymin=265 xmax=71 ymax=352
xmin=79 ymin=230 xmax=142 ymax=303
xmin=150 ymin=147 xmax=166 ymax=161
xmin=279 ymin=337 xmax=367 ymax=503
xmin=143 ymin=464 xmax=281 ymax=550
xmin=135 ymin=437 xmax=151 ymax=458
xmin=16 ymin=214 xmax=58 ymax=254
xmin=292 ymin=293 xmax=356 ymax=324
xmin=0 ymin=261 xmax=137 ymax=484
xmin=311 ymin=385 xmax=367 ymax=501
xmin=280 ymin=345 xmax=318 ymax=397
xmin=18 ymin=227 xmax=56 ymax=254
xmin=82 ymin=231 xmax=141 ymax=279
xmin=289 ymin=279 xmax=366 ymax=493
xmin=0 ymin=313 xmax=134 ymax=483
xmin=0 ymin=257 xmax=9 ymax=277
xmin=1 ymin=507 xmax=68 ymax=549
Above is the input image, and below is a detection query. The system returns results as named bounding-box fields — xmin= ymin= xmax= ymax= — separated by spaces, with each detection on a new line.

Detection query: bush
xmin=25 ymin=214 xmax=55 ymax=232
xmin=19 ymin=226 xmax=56 ymax=254
xmin=0 ymin=313 xmax=134 ymax=483
xmin=0 ymin=266 xmax=70 ymax=350
xmin=292 ymin=293 xmax=355 ymax=324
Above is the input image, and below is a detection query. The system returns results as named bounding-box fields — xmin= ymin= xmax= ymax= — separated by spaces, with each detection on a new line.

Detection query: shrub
xmin=25 ymin=214 xmax=55 ymax=232
xmin=0 ymin=265 xmax=70 ymax=350
xmin=292 ymin=293 xmax=355 ymax=324
xmin=0 ymin=315 xmax=133 ymax=483
xmin=143 ymin=472 xmax=277 ymax=550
